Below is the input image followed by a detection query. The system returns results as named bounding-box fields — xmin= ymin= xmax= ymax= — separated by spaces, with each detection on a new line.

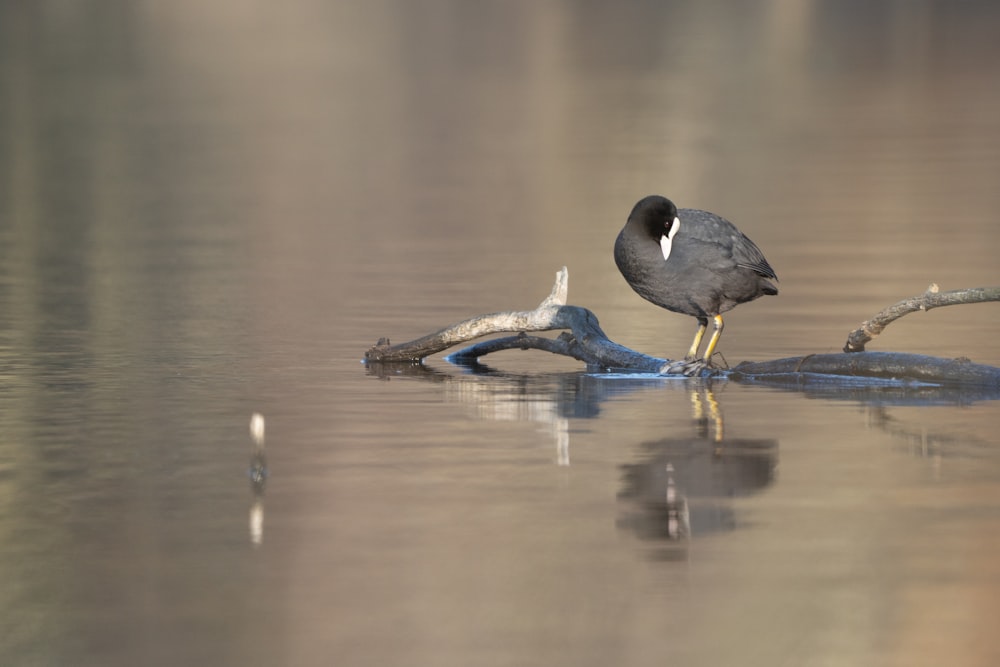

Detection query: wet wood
xmin=365 ymin=268 xmax=1000 ymax=386
xmin=731 ymin=352 xmax=1000 ymax=387
xmin=365 ymin=268 xmax=700 ymax=374
xmin=364 ymin=267 xmax=580 ymax=362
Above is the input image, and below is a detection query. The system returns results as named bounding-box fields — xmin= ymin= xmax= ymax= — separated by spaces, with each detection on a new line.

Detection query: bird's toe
xmin=659 ymin=358 xmax=709 ymax=377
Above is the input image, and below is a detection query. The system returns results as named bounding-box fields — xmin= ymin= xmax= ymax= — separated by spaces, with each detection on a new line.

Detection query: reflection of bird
xmin=615 ymin=195 xmax=778 ymax=363
xmin=618 ymin=436 xmax=778 ymax=545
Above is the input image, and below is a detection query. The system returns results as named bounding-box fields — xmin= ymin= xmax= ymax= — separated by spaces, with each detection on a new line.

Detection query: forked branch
xmin=365 ymin=267 xmax=696 ymax=374
xmin=365 ymin=267 xmax=574 ymax=362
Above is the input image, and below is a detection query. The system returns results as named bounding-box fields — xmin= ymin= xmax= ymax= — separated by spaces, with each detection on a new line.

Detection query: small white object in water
xmin=250 ymin=499 xmax=264 ymax=547
xmin=250 ymin=412 xmax=266 ymax=445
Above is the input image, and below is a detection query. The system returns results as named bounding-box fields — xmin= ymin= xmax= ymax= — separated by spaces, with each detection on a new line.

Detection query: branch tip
xmin=539 ymin=266 xmax=569 ymax=308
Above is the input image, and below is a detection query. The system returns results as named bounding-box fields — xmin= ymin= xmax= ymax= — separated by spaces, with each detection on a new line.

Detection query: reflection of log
xmin=844 ymin=284 xmax=1000 ymax=352
xmin=364 ymin=268 xmax=1000 ymax=386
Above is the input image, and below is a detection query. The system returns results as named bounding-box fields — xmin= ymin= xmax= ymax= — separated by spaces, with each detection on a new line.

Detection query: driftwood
xmin=364 ymin=268 xmax=695 ymax=374
xmin=364 ymin=268 xmax=1000 ymax=387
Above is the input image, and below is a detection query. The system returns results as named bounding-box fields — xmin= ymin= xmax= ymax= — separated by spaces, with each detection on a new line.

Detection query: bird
xmin=614 ymin=195 xmax=778 ymax=365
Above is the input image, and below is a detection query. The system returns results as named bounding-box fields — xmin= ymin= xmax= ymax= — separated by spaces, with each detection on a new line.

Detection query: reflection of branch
xmin=844 ymin=284 xmax=1000 ymax=352
xmin=867 ymin=405 xmax=995 ymax=460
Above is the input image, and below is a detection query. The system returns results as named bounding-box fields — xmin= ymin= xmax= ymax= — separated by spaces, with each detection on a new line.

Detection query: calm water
xmin=3 ymin=2 xmax=1000 ymax=666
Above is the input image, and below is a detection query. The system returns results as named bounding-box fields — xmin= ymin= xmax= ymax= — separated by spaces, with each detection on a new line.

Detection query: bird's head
xmin=628 ymin=195 xmax=680 ymax=260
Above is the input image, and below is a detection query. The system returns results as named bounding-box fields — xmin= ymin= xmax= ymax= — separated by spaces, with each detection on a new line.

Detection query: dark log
xmin=731 ymin=352 xmax=1000 ymax=388
xmin=447 ymin=332 xmax=670 ymax=373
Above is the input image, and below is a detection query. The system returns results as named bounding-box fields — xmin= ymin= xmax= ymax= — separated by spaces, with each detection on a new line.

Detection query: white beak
xmin=660 ymin=216 xmax=681 ymax=261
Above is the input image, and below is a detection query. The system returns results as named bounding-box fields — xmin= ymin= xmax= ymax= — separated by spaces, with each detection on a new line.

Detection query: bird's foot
xmin=659 ymin=358 xmax=709 ymax=377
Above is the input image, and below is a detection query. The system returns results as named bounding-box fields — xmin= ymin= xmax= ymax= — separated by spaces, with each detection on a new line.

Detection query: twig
xmin=843 ymin=285 xmax=1000 ymax=353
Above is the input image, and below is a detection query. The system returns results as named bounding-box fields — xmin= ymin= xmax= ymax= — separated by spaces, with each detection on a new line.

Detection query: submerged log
xmin=364 ymin=268 xmax=1000 ymax=386
xmin=731 ymin=352 xmax=1000 ymax=387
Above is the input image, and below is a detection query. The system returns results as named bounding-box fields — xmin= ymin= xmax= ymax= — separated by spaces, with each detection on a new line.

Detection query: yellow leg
xmin=701 ymin=314 xmax=725 ymax=361
xmin=686 ymin=322 xmax=707 ymax=360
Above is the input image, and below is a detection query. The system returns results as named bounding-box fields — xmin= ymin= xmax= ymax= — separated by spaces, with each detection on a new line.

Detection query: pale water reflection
xmin=4 ymin=0 xmax=1000 ymax=665
xmin=248 ymin=412 xmax=267 ymax=547
xmin=351 ymin=363 xmax=1000 ymax=665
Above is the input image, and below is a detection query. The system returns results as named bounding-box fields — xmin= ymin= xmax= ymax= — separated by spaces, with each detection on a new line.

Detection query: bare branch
xmin=843 ymin=285 xmax=1000 ymax=352
xmin=364 ymin=268 xmax=577 ymax=362
xmin=448 ymin=333 xmax=576 ymax=361
xmin=446 ymin=331 xmax=696 ymax=374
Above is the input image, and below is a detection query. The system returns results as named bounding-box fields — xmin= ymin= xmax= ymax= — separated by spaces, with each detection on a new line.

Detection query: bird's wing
xmin=731 ymin=233 xmax=777 ymax=279
xmin=678 ymin=208 xmax=778 ymax=280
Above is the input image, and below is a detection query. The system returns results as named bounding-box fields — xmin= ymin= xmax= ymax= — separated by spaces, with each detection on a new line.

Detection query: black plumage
xmin=614 ymin=195 xmax=778 ymax=362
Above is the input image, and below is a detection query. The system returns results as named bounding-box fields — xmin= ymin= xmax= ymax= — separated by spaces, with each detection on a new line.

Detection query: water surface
xmin=3 ymin=2 xmax=1000 ymax=666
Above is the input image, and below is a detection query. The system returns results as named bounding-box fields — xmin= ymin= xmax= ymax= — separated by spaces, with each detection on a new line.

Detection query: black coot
xmin=614 ymin=195 xmax=778 ymax=363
